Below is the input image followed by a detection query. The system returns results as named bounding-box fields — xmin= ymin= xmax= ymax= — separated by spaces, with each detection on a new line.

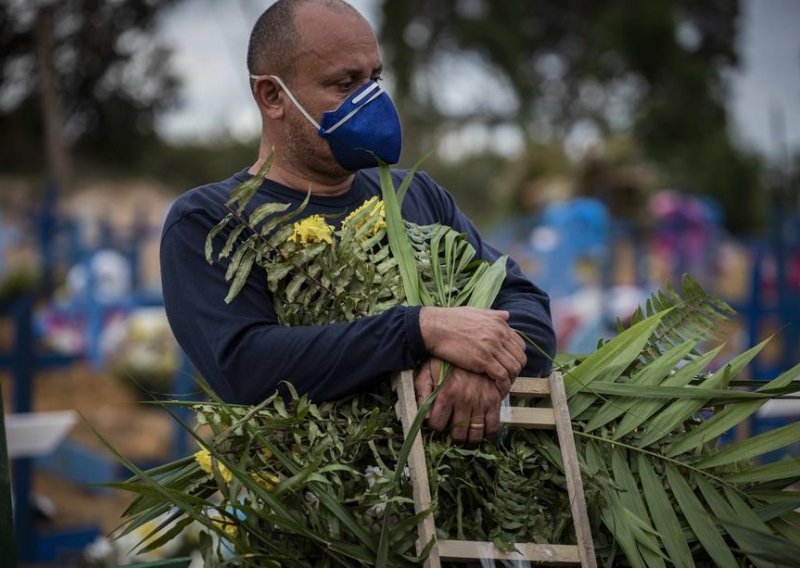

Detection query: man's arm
xmin=161 ymin=209 xmax=525 ymax=404
xmin=416 ymin=171 xmax=557 ymax=376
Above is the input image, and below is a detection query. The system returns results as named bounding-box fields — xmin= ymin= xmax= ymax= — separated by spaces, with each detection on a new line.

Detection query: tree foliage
xmin=0 ymin=0 xmax=179 ymax=171
xmin=379 ymin=0 xmax=766 ymax=232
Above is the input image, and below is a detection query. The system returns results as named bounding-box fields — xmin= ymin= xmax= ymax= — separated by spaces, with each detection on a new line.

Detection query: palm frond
xmin=556 ymin=277 xmax=799 ymax=567
xmin=625 ymin=273 xmax=735 ymax=368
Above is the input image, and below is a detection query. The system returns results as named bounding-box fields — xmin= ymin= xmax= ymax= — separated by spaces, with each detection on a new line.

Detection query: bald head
xmin=247 ymin=0 xmax=365 ymax=80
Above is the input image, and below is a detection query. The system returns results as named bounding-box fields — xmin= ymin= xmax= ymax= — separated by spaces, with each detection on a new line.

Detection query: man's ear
xmin=252 ymin=77 xmax=285 ymax=120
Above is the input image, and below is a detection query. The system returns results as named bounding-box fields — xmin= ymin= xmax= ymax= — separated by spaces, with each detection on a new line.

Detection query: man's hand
xmin=414 ymin=358 xmax=504 ymax=444
xmin=419 ymin=306 xmax=526 ymax=392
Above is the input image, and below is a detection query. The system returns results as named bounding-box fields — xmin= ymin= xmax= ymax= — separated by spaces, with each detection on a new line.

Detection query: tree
xmin=379 ymin=0 xmax=766 ymax=233
xmin=0 ymin=0 xmax=180 ymax=179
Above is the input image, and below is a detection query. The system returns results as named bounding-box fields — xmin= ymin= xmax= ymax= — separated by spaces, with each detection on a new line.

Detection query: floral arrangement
xmin=100 ymin=154 xmax=800 ymax=567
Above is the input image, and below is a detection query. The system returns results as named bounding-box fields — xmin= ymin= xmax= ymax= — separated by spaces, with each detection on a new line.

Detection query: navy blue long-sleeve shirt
xmin=160 ymin=167 xmax=555 ymax=404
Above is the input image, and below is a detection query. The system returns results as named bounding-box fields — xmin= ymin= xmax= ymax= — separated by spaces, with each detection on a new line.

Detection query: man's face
xmin=281 ymin=5 xmax=384 ymax=179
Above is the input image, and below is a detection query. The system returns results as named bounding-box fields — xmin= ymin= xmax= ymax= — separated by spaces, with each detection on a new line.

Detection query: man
xmin=160 ymin=0 xmax=555 ymax=444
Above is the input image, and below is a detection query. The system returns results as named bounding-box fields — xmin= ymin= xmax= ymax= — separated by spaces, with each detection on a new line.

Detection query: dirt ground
xmin=3 ymin=361 xmax=179 ymax=554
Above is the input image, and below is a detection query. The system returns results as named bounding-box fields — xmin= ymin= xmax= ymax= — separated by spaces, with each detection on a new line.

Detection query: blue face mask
xmin=252 ymin=75 xmax=402 ymax=171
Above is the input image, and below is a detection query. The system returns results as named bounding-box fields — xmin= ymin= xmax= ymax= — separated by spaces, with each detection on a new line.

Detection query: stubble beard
xmin=282 ymin=109 xmax=353 ymax=184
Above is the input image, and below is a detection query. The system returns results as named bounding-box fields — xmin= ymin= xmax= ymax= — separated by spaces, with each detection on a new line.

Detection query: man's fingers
xmin=414 ymin=364 xmax=434 ymax=409
xmin=428 ymin=394 xmax=452 ymax=433
xmin=450 ymin=406 xmax=471 ymax=443
xmin=510 ymin=327 xmax=526 ymax=352
xmin=484 ymin=359 xmax=511 ymax=386
xmin=485 ymin=390 xmax=500 ymax=440
xmin=467 ymin=414 xmax=486 ymax=444
xmin=504 ymin=328 xmax=527 ymax=365
xmin=496 ymin=346 xmax=523 ymax=378
xmin=492 ymin=372 xmax=512 ymax=399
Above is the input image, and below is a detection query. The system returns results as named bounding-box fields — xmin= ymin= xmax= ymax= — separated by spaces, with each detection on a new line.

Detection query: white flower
xmin=364 ymin=465 xmax=384 ymax=489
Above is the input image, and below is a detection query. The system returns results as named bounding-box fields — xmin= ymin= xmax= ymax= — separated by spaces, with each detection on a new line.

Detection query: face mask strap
xmin=250 ymin=74 xmax=322 ymax=130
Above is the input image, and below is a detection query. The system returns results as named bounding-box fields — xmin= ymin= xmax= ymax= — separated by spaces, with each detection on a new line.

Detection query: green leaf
xmin=224 ymin=249 xmax=256 ymax=304
xmin=716 ymin=519 xmax=800 ymax=566
xmin=218 ymin=223 xmax=246 ymax=260
xmin=752 ymin=493 xmax=800 ymax=522
xmin=696 ymin=421 xmax=800 ymax=470
xmin=666 ymin=362 xmax=800 ymax=457
xmin=636 ymin=340 xmax=768 ymax=447
xmin=267 ymin=263 xmax=293 ymax=289
xmin=228 ymin=150 xmax=274 ymax=213
xmin=379 ymin=163 xmax=420 ymax=306
xmin=600 ymin=492 xmax=647 ymax=568
xmin=695 ymin=476 xmax=777 ymax=568
xmin=611 ymin=450 xmax=666 ymax=567
xmin=284 ymin=273 xmax=307 ymax=303
xmin=585 ymin=340 xmax=697 ymax=433
xmin=250 ymin=432 xmax=381 ymax=558
xmin=613 ymin=345 xmax=722 ymax=440
xmin=636 ymin=454 xmax=695 ymax=568
xmin=249 ymin=201 xmax=292 ymax=226
xmin=665 ymin=464 xmax=738 ymax=568
xmin=770 ymin=514 xmax=800 ymax=545
xmin=224 ymin=237 xmax=251 ymax=281
xmin=136 ymin=515 xmax=194 ymax=555
xmin=584 ymin=382 xmax=778 ymax=400
xmin=205 ymin=213 xmax=233 ymax=264
xmin=564 ymin=310 xmax=665 ymax=404
xmin=725 ymin=457 xmax=800 ymax=484
xmin=466 ymin=255 xmax=507 ymax=309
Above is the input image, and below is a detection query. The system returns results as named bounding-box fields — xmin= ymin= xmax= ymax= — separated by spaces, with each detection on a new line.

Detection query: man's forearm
xmin=196 ymin=306 xmax=428 ymax=404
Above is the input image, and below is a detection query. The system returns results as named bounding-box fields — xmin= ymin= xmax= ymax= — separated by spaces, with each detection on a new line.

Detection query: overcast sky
xmin=156 ymin=0 xmax=800 ymax=162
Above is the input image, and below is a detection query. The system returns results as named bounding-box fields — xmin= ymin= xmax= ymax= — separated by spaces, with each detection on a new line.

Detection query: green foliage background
xmin=4 ymin=0 xmax=798 ymax=235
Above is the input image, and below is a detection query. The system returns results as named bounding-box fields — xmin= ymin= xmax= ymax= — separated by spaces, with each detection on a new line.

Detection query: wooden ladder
xmin=392 ymin=371 xmax=596 ymax=567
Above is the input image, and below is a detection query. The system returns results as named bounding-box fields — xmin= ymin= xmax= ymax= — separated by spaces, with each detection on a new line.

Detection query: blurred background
xmin=0 ymin=0 xmax=798 ymax=565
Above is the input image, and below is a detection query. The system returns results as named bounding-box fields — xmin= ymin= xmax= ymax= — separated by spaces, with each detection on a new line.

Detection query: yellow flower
xmin=342 ymin=197 xmax=386 ymax=237
xmin=194 ymin=448 xmax=233 ymax=484
xmin=288 ymin=215 xmax=333 ymax=244
xmin=223 ymin=523 xmax=237 ymax=539
xmin=210 ymin=512 xmax=238 ymax=539
xmin=250 ymin=471 xmax=280 ymax=491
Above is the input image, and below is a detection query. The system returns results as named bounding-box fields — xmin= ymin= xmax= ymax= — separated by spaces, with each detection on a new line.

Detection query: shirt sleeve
xmin=415 ymin=172 xmax=557 ymax=376
xmin=160 ymin=209 xmax=428 ymax=404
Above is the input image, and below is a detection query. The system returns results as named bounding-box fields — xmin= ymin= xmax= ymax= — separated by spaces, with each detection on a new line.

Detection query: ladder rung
xmin=509 ymin=377 xmax=551 ymax=398
xmin=500 ymin=406 xmax=556 ymax=428
xmin=437 ymin=540 xmax=581 ymax=564
xmin=392 ymin=371 xmax=596 ymax=568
